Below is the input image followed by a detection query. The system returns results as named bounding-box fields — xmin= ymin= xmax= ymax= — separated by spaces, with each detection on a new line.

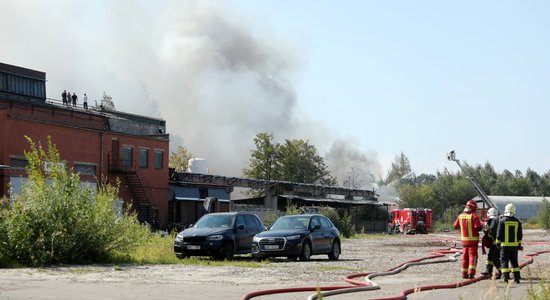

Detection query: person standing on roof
xmin=496 ymin=203 xmax=523 ymax=283
xmin=454 ymin=200 xmax=483 ymax=279
xmin=481 ymin=208 xmax=501 ymax=279
xmin=83 ymin=93 xmax=88 ymax=110
xmin=62 ymin=90 xmax=67 ymax=105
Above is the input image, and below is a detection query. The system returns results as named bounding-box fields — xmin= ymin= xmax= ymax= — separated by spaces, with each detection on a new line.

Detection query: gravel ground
xmin=0 ymin=229 xmax=548 ymax=300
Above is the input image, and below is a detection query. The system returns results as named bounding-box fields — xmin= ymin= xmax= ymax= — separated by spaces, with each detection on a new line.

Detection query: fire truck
xmin=389 ymin=208 xmax=432 ymax=234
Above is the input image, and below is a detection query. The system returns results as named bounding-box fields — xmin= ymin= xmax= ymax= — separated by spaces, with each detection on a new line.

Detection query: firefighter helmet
xmin=466 ymin=200 xmax=478 ymax=211
xmin=487 ymin=208 xmax=498 ymax=218
xmin=505 ymin=203 xmax=516 ymax=215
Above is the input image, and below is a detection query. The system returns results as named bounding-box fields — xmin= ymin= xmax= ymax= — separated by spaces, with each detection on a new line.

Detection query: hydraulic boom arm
xmin=447 ymin=150 xmax=498 ymax=211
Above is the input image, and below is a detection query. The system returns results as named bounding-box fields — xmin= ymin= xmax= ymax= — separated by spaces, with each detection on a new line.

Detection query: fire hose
xmin=240 ymin=238 xmax=550 ymax=300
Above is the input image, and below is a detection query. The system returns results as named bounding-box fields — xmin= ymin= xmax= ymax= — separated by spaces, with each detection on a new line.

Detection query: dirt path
xmin=0 ymin=229 xmax=548 ymax=300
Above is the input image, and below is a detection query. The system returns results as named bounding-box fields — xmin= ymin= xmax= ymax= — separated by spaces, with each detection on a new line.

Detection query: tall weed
xmin=0 ymin=136 xmax=149 ymax=266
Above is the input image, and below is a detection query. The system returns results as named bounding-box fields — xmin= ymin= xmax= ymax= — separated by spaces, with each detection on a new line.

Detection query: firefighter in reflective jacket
xmin=454 ymin=200 xmax=483 ymax=279
xmin=481 ymin=208 xmax=501 ymax=278
xmin=496 ymin=203 xmax=523 ymax=283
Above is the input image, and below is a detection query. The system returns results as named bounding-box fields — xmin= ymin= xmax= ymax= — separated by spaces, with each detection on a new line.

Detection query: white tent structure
xmin=474 ymin=195 xmax=547 ymax=220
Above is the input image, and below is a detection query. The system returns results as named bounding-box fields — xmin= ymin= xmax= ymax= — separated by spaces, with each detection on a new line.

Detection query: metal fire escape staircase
xmin=108 ymin=154 xmax=156 ymax=226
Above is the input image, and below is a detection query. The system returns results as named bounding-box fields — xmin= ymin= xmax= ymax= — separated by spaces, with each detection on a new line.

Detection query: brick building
xmin=0 ymin=62 xmax=170 ymax=228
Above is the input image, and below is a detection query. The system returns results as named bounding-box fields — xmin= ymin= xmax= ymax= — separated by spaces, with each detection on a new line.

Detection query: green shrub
xmin=0 ymin=136 xmax=149 ymax=266
xmin=320 ymin=207 xmax=355 ymax=238
xmin=537 ymin=198 xmax=550 ymax=230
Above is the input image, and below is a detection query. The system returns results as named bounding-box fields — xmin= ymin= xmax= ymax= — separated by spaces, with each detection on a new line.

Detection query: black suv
xmin=251 ymin=214 xmax=341 ymax=261
xmin=174 ymin=212 xmax=265 ymax=260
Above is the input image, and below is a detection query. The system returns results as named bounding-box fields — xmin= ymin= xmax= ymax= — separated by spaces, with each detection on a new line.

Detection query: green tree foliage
xmin=169 ymin=146 xmax=193 ymax=172
xmin=396 ymin=160 xmax=550 ymax=227
xmin=0 ymin=137 xmax=149 ymax=266
xmin=242 ymin=132 xmax=280 ymax=180
xmin=384 ymin=152 xmax=412 ymax=185
xmin=278 ymin=139 xmax=336 ymax=185
xmin=538 ymin=197 xmax=550 ymax=230
xmin=243 ymin=132 xmax=336 ymax=185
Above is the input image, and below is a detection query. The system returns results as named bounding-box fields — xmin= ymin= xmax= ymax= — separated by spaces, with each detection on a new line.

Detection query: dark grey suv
xmin=174 ymin=212 xmax=265 ymax=260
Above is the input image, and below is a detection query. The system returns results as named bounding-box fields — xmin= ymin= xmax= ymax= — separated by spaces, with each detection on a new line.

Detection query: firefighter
xmin=496 ymin=203 xmax=523 ymax=283
xmin=454 ymin=199 xmax=483 ymax=279
xmin=480 ymin=208 xmax=501 ymax=279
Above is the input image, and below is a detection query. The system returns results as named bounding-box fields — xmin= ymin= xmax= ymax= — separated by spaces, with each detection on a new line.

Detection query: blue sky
xmin=1 ymin=1 xmax=549 ymax=184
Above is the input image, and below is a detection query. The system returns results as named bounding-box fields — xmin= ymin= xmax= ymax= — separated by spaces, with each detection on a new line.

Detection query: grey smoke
xmin=1 ymin=1 xmax=387 ymax=185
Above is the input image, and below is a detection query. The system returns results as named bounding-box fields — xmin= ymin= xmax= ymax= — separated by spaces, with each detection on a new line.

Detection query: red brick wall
xmin=0 ymin=100 xmax=170 ymax=227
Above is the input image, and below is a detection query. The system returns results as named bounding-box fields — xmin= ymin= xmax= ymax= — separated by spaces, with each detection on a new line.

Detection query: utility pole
xmin=447 ymin=150 xmax=498 ymax=211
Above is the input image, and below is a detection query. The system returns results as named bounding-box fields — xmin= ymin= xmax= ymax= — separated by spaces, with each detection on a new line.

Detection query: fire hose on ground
xmin=240 ymin=238 xmax=550 ymax=300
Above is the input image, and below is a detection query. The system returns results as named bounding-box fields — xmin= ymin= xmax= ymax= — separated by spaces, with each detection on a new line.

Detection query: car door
xmin=319 ymin=216 xmax=335 ymax=251
xmin=235 ymin=215 xmax=249 ymax=252
xmin=309 ymin=216 xmax=326 ymax=253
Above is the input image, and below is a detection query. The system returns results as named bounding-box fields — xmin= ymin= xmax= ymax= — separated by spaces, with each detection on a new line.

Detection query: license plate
xmin=187 ymin=245 xmax=201 ymax=250
xmin=264 ymin=245 xmax=280 ymax=250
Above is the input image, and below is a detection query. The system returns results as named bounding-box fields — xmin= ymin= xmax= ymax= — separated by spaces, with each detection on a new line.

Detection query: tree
xmin=278 ymin=139 xmax=336 ymax=185
xmin=538 ymin=197 xmax=550 ymax=229
xmin=342 ymin=167 xmax=363 ymax=189
xmin=384 ymin=152 xmax=412 ymax=185
xmin=169 ymin=146 xmax=193 ymax=172
xmin=243 ymin=133 xmax=336 ymax=185
xmin=242 ymin=132 xmax=280 ymax=180
xmin=100 ymin=92 xmax=116 ymax=110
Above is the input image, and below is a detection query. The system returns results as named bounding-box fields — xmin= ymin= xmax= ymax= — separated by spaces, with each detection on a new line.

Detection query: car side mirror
xmin=311 ymin=224 xmax=321 ymax=231
xmin=236 ymin=224 xmax=245 ymax=230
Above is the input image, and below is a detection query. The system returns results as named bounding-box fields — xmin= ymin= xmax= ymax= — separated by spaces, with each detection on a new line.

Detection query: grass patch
xmin=349 ymin=233 xmax=387 ymax=240
xmin=69 ymin=268 xmax=95 ymax=274
xmin=107 ymin=232 xmax=266 ymax=268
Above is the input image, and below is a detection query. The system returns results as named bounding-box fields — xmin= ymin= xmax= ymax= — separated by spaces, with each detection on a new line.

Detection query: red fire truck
xmin=389 ymin=208 xmax=432 ymax=234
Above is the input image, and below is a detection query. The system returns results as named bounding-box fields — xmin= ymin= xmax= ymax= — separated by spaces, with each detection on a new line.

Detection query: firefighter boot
xmin=513 ymin=272 xmax=521 ymax=284
xmin=481 ymin=265 xmax=493 ymax=276
xmin=502 ymin=272 xmax=510 ymax=283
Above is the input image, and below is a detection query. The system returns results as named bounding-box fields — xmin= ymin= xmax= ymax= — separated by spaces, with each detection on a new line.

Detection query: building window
xmin=123 ymin=146 xmax=133 ymax=167
xmin=139 ymin=148 xmax=148 ymax=168
xmin=154 ymin=150 xmax=163 ymax=170
xmin=9 ymin=157 xmax=28 ymax=169
xmin=74 ymin=163 xmax=97 ymax=175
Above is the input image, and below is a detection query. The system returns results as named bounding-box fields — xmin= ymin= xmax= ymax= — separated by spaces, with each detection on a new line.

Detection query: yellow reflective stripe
xmin=502 ymin=221 xmax=519 ymax=246
xmin=486 ymin=261 xmax=493 ymax=266
xmin=459 ymin=214 xmax=473 ymax=238
xmin=501 ymin=268 xmax=510 ymax=272
xmin=468 ymin=266 xmax=476 ymax=270
xmin=462 ymin=268 xmax=468 ymax=272
xmin=512 ymin=268 xmax=520 ymax=272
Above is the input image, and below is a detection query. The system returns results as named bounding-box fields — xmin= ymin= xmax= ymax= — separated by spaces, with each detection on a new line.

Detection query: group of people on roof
xmin=61 ymin=90 xmax=88 ymax=109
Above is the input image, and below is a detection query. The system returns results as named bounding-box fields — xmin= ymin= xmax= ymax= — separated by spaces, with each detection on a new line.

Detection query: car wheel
xmin=217 ymin=242 xmax=234 ymax=260
xmin=299 ymin=241 xmax=311 ymax=261
xmin=328 ymin=240 xmax=340 ymax=260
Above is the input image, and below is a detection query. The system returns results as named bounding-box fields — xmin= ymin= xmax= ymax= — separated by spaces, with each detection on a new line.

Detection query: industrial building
xmin=0 ymin=62 xmax=170 ymax=228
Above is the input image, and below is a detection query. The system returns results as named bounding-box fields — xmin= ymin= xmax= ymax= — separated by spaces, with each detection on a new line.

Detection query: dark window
xmin=244 ymin=214 xmax=260 ymax=229
xmin=154 ymin=150 xmax=163 ymax=170
xmin=123 ymin=146 xmax=133 ymax=166
xmin=319 ymin=216 xmax=332 ymax=229
xmin=10 ymin=157 xmax=28 ymax=169
xmin=310 ymin=217 xmax=321 ymax=229
xmin=74 ymin=163 xmax=97 ymax=175
xmin=139 ymin=148 xmax=148 ymax=168
xmin=236 ymin=216 xmax=246 ymax=228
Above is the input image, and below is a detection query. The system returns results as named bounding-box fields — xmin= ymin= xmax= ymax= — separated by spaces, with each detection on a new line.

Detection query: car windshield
xmin=270 ymin=216 xmax=309 ymax=230
xmin=193 ymin=214 xmax=234 ymax=229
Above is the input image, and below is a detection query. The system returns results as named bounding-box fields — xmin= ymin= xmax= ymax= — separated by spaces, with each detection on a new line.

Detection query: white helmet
xmin=504 ymin=203 xmax=516 ymax=216
xmin=487 ymin=208 xmax=498 ymax=218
